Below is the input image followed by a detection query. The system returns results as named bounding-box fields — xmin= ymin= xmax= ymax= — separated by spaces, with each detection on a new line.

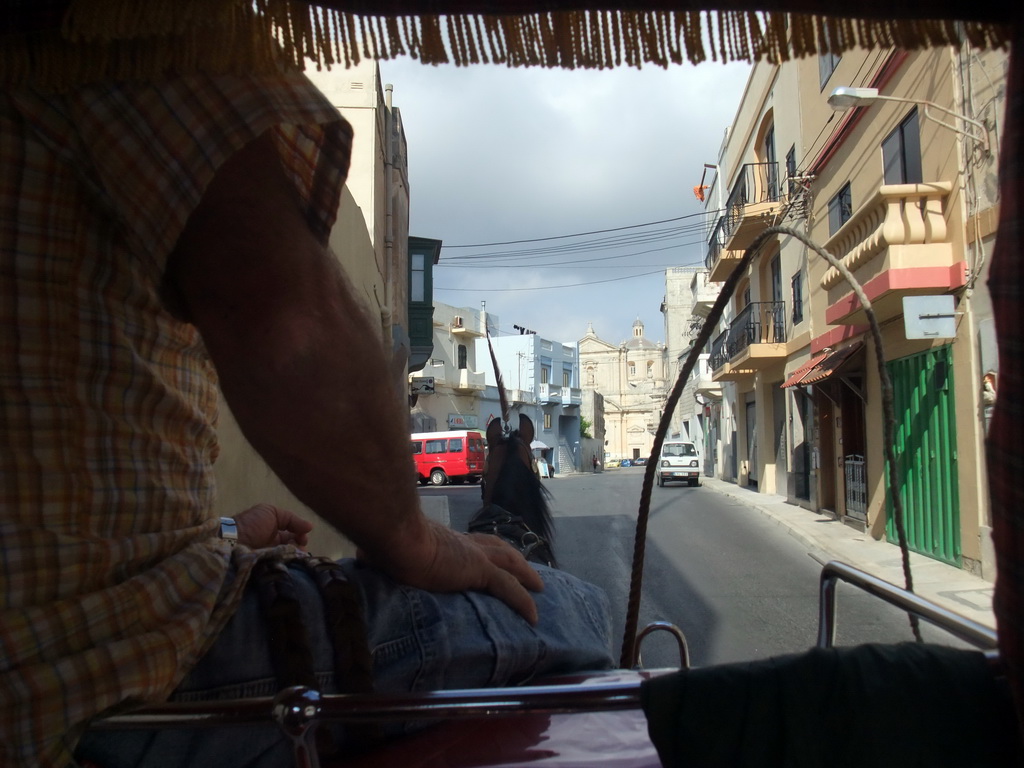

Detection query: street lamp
xmin=827 ymin=86 xmax=990 ymax=155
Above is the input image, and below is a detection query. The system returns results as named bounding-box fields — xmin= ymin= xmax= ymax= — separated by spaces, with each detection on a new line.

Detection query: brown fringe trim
xmin=0 ymin=1 xmax=1012 ymax=91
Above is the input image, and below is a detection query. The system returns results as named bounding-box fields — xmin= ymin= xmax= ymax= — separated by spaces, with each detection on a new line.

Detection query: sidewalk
xmin=699 ymin=477 xmax=996 ymax=631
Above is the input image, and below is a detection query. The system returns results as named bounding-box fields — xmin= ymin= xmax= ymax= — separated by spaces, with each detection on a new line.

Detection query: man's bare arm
xmin=166 ymin=131 xmax=542 ymax=622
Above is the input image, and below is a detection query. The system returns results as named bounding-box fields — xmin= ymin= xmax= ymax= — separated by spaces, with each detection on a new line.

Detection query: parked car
xmin=605 ymin=458 xmax=621 ymax=468
xmin=410 ymin=430 xmax=485 ymax=486
xmin=633 ymin=457 xmax=647 ymax=467
xmin=656 ymin=440 xmax=701 ymax=487
xmin=620 ymin=459 xmax=632 ymax=467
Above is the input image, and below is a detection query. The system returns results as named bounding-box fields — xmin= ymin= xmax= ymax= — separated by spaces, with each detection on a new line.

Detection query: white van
xmin=657 ymin=440 xmax=701 ymax=487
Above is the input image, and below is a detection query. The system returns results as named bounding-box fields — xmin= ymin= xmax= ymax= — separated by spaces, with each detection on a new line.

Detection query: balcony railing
xmin=721 ymin=162 xmax=781 ymax=243
xmin=821 ymin=182 xmax=954 ymax=291
xmin=560 ymin=386 xmax=583 ymax=405
xmin=453 ymin=369 xmax=486 ymax=392
xmin=508 ymin=388 xmax=536 ymax=405
xmin=820 ymin=182 xmax=958 ymax=325
xmin=705 ymin=162 xmax=781 ymax=280
xmin=710 ymin=329 xmax=730 ymax=372
xmin=727 ymin=301 xmax=787 ymax=358
xmin=691 ymin=270 xmax=720 ymax=317
xmin=693 ymin=352 xmax=722 ymax=398
xmin=705 ymin=215 xmax=728 ymax=271
xmin=538 ymin=382 xmax=562 ymax=404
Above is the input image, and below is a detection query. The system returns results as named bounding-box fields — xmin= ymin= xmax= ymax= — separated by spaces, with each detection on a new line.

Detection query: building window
xmin=785 ymin=145 xmax=797 ymax=196
xmin=791 ymin=272 xmax=804 ymax=324
xmin=764 ymin=124 xmax=778 ymax=201
xmin=562 ymin=368 xmax=571 ymax=387
xmin=882 ymin=108 xmax=923 ymax=185
xmin=628 ymin=361 xmax=636 ymax=377
xmin=828 ymin=183 xmax=853 ymax=236
xmin=543 ymin=413 xmax=552 ymax=430
xmin=541 ymin=366 xmax=551 ymax=384
xmin=586 ymin=365 xmax=595 ymax=385
xmin=818 ymin=50 xmax=841 ymax=89
xmin=647 ymin=361 xmax=654 ymax=378
xmin=410 ymin=253 xmax=425 ymax=302
xmin=770 ymin=254 xmax=783 ymax=302
xmin=457 ymin=344 xmax=467 ymax=370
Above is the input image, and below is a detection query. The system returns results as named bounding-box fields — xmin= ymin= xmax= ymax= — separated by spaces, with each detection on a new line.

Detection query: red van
xmin=411 ymin=430 xmax=486 ymax=486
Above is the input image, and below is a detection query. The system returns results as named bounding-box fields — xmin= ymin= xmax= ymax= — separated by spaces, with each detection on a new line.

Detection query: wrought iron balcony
xmin=726 ymin=300 xmax=788 ymax=369
xmin=705 ymin=162 xmax=783 ymax=282
xmin=728 ymin=301 xmax=786 ymax=352
xmin=709 ymin=329 xmax=730 ymax=373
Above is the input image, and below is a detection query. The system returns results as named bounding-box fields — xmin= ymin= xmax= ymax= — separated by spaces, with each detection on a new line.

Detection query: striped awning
xmin=781 ymin=350 xmax=831 ymax=389
xmin=800 ymin=342 xmax=864 ymax=386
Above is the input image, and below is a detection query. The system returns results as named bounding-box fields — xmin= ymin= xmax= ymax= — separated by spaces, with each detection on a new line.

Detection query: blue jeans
xmin=75 ymin=560 xmax=613 ymax=767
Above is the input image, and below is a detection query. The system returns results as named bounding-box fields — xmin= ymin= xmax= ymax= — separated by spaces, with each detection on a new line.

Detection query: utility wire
xmin=438 ymin=268 xmax=670 ymax=291
xmin=444 ymin=210 xmax=720 ymax=249
xmin=440 ymin=242 xmax=709 ymax=269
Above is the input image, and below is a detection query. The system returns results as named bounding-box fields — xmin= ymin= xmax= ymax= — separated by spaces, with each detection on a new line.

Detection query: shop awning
xmin=781 ymin=351 xmax=832 ymax=389
xmin=800 ymin=342 xmax=864 ymax=386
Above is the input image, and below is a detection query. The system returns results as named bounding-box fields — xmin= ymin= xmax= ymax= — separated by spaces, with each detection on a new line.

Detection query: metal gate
xmin=885 ymin=346 xmax=961 ymax=566
xmin=843 ymin=455 xmax=866 ymax=521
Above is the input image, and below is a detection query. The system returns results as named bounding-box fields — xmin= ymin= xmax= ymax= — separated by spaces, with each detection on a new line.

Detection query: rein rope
xmin=619 ymin=224 xmax=919 ymax=668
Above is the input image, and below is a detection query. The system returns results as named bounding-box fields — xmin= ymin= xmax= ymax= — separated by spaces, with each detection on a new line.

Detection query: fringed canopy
xmin=0 ymin=0 xmax=1015 ymax=91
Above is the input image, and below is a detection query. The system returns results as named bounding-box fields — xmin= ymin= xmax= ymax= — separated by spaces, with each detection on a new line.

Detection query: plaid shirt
xmin=0 ymin=72 xmax=351 ymax=767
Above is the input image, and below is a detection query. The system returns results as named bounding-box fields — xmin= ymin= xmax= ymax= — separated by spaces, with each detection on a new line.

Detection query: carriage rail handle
xmin=92 ymin=679 xmax=646 ymax=730
xmin=817 ymin=560 xmax=997 ymax=651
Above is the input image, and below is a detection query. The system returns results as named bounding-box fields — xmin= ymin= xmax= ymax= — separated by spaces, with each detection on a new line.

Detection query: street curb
xmin=700 ymin=478 xmax=832 ymax=558
xmin=699 ymin=477 xmax=997 ymax=632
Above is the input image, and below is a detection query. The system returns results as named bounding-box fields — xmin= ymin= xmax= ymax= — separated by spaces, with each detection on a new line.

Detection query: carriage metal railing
xmin=92 ymin=560 xmax=999 ymax=768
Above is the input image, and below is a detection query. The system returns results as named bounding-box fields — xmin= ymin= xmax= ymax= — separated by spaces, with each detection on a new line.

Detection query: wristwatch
xmin=219 ymin=517 xmax=239 ymax=544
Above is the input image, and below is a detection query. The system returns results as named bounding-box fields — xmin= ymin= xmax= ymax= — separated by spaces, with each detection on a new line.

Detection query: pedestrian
xmin=0 ymin=11 xmax=613 ymax=768
xmin=593 ymin=455 xmax=599 ymax=473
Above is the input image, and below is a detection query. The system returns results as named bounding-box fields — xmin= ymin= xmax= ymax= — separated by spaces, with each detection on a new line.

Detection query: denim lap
xmin=75 ymin=559 xmax=613 ymax=768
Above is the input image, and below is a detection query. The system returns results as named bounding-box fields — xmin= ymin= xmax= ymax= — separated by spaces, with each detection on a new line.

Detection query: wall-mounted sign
xmin=448 ymin=413 xmax=479 ymax=429
xmin=410 ymin=377 xmax=435 ymax=395
xmin=903 ymin=296 xmax=958 ymax=340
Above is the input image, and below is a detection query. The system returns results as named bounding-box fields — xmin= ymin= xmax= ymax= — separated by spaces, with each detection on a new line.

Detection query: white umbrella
xmin=530 ymin=440 xmax=549 ymax=450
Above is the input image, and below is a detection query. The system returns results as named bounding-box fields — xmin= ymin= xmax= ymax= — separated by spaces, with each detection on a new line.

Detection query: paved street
xmin=419 ymin=467 xmax=968 ymax=670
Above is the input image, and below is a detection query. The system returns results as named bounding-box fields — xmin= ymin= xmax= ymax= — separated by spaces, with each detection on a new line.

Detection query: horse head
xmin=475 ymin=413 xmax=556 ymax=566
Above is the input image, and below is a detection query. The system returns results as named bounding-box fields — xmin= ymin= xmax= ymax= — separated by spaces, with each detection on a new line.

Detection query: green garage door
xmin=885 ymin=345 xmax=960 ymax=566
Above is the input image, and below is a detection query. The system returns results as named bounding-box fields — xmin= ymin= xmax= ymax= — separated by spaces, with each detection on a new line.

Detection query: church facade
xmin=578 ymin=319 xmax=668 ymax=463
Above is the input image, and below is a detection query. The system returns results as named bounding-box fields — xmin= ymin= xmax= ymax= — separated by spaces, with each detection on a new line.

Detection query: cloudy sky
xmin=377 ymin=57 xmax=752 ymax=347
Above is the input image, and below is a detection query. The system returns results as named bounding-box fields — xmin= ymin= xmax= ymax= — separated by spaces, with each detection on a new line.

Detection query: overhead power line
xmin=438 ymin=268 xmax=674 ymax=292
xmin=443 ymin=210 xmax=719 ymax=249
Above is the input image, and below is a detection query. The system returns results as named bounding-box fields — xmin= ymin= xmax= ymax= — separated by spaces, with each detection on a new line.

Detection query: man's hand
xmin=362 ymin=519 xmax=545 ymax=625
xmin=233 ymin=504 xmax=313 ymax=550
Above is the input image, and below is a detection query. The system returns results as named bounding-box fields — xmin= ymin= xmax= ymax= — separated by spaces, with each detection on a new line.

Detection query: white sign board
xmin=903 ymin=296 xmax=957 ymax=340
xmin=410 ymin=377 xmax=435 ymax=395
xmin=448 ymin=413 xmax=479 ymax=429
